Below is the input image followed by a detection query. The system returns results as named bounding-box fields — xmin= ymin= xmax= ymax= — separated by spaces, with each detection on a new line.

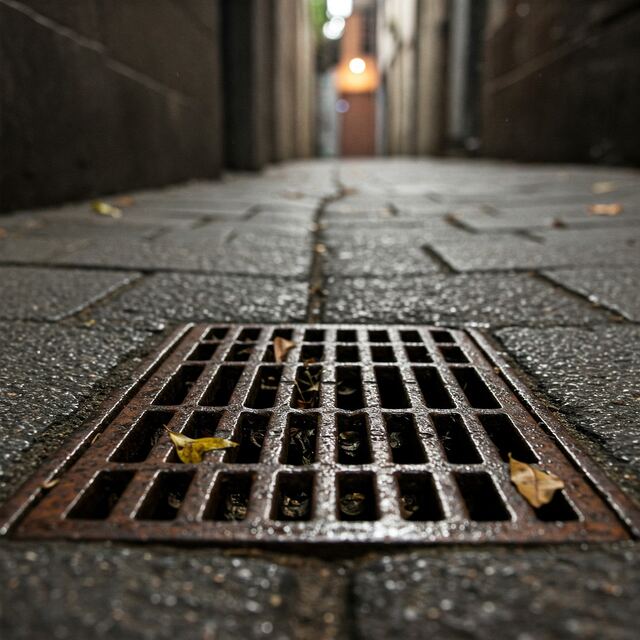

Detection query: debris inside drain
xmin=1 ymin=324 xmax=637 ymax=545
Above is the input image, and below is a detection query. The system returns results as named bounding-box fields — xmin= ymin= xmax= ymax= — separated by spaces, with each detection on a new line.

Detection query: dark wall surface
xmin=0 ymin=0 xmax=223 ymax=212
xmin=481 ymin=0 xmax=640 ymax=164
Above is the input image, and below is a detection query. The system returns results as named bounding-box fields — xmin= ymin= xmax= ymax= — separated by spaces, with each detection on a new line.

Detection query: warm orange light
xmin=336 ymin=55 xmax=378 ymax=93
xmin=348 ymin=57 xmax=366 ymax=74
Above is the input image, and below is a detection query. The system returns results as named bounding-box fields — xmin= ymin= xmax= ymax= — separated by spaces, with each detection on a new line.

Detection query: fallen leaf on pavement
xmin=166 ymin=429 xmax=238 ymax=464
xmin=591 ymin=181 xmax=616 ymax=194
xmin=113 ymin=195 xmax=135 ymax=207
xmin=509 ymin=454 xmax=564 ymax=508
xmin=588 ymin=203 xmax=623 ymax=216
xmin=274 ymin=337 xmax=296 ymax=363
xmin=92 ymin=201 xmax=122 ymax=218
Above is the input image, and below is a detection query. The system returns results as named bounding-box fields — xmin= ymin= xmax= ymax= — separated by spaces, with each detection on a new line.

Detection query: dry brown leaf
xmin=273 ymin=337 xmax=296 ymax=363
xmin=591 ymin=181 xmax=616 ymax=194
xmin=91 ymin=201 xmax=122 ymax=218
xmin=509 ymin=454 xmax=564 ymax=508
xmin=166 ymin=429 xmax=238 ymax=464
xmin=314 ymin=243 xmax=327 ymax=254
xmin=588 ymin=203 xmax=623 ymax=216
xmin=113 ymin=195 xmax=135 ymax=207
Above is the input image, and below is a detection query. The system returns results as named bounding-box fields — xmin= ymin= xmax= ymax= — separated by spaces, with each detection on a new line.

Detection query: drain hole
xmin=336 ymin=345 xmax=359 ymax=362
xmin=413 ymin=367 xmax=454 ymax=408
xmin=153 ymin=364 xmax=204 ymax=406
xmin=452 ymin=368 xmax=501 ymax=409
xmin=337 ymin=473 xmax=378 ymax=521
xmin=262 ymin=345 xmax=275 ymax=362
xmin=110 ymin=411 xmax=174 ymax=462
xmin=534 ymin=491 xmax=579 ymax=522
xmin=304 ymin=329 xmax=325 ymax=342
xmin=300 ymin=344 xmax=324 ymax=362
xmin=397 ymin=474 xmax=443 ymax=521
xmin=478 ymin=414 xmax=537 ymax=463
xmin=283 ymin=413 xmax=318 ymax=465
xmin=204 ymin=473 xmax=253 ymax=521
xmin=336 ymin=366 xmax=365 ymax=410
xmin=404 ymin=345 xmax=432 ymax=363
xmin=455 ymin=473 xmax=510 ymax=521
xmin=238 ymin=328 xmax=261 ymax=341
xmin=136 ymin=472 xmax=193 ymax=521
xmin=246 ymin=366 xmax=283 ymax=409
xmin=226 ymin=413 xmax=271 ymax=463
xmin=383 ymin=414 xmax=427 ymax=463
xmin=186 ymin=343 xmax=219 ymax=361
xmin=431 ymin=330 xmax=454 ymax=343
xmin=371 ymin=346 xmax=396 ymax=362
xmin=226 ymin=343 xmax=256 ymax=361
xmin=368 ymin=329 xmax=390 ymax=342
xmin=291 ymin=365 xmax=322 ymax=409
xmin=337 ymin=329 xmax=357 ymax=342
xmin=273 ymin=472 xmax=314 ymax=521
xmin=271 ymin=328 xmax=293 ymax=339
xmin=432 ymin=414 xmax=482 ymax=464
xmin=337 ymin=414 xmax=372 ymax=464
xmin=204 ymin=327 xmax=228 ymax=340
xmin=200 ymin=365 xmax=244 ymax=407
xmin=374 ymin=366 xmax=411 ymax=408
xmin=400 ymin=330 xmax=422 ymax=343
xmin=67 ymin=471 xmax=134 ymax=520
xmin=439 ymin=346 xmax=469 ymax=363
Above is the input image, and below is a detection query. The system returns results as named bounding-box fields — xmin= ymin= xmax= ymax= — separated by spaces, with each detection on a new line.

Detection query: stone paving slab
xmin=95 ymin=272 xmax=309 ymax=331
xmin=0 ymin=267 xmax=139 ymax=321
xmin=496 ymin=325 xmax=640 ymax=499
xmin=543 ymin=267 xmax=640 ymax=321
xmin=353 ymin=545 xmax=638 ymax=640
xmin=323 ymin=273 xmax=609 ymax=327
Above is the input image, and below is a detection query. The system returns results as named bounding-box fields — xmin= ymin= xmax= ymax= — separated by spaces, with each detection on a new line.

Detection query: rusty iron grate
xmin=2 ymin=324 xmax=637 ymax=544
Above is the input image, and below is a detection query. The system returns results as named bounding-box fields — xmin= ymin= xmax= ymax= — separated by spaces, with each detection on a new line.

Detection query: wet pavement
xmin=0 ymin=159 xmax=638 ymax=638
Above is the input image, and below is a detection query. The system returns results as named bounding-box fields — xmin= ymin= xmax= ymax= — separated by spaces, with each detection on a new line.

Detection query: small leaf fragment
xmin=91 ymin=201 xmax=122 ymax=218
xmin=166 ymin=429 xmax=238 ymax=464
xmin=588 ymin=203 xmax=623 ymax=216
xmin=273 ymin=337 xmax=296 ymax=363
xmin=509 ymin=454 xmax=564 ymax=508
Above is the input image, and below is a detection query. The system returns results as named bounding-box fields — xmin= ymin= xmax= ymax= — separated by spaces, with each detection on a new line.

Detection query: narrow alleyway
xmin=0 ymin=158 xmax=639 ymax=638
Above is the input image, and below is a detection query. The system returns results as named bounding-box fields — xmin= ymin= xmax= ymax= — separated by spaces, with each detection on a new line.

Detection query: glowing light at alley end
xmin=327 ymin=0 xmax=353 ymax=18
xmin=348 ymin=57 xmax=366 ymax=74
xmin=322 ymin=16 xmax=345 ymax=40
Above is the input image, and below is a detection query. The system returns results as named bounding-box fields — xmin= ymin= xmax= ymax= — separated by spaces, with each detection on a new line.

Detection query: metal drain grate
xmin=2 ymin=324 xmax=637 ymax=544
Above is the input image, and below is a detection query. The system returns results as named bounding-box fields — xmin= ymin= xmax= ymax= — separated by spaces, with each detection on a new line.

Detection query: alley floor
xmin=0 ymin=158 xmax=639 ymax=639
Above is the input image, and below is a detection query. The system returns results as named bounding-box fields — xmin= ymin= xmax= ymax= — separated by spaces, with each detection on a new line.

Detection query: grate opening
xmin=9 ymin=324 xmax=634 ymax=545
xmin=404 ymin=345 xmax=432 ymax=363
xmin=337 ymin=473 xmax=378 ymax=521
xmin=283 ymin=413 xmax=319 ymax=465
xmin=368 ymin=330 xmax=390 ymax=343
xmin=186 ymin=343 xmax=219 ymax=361
xmin=300 ymin=344 xmax=324 ymax=362
xmin=136 ymin=472 xmax=193 ymax=521
xmin=110 ymin=410 xmax=174 ymax=463
xmin=371 ymin=345 xmax=396 ymax=362
xmin=273 ymin=472 xmax=314 ymax=521
xmin=337 ymin=414 xmax=372 ymax=464
xmin=336 ymin=345 xmax=359 ymax=362
xmin=200 ymin=365 xmax=244 ymax=407
xmin=413 ymin=367 xmax=454 ymax=408
xmin=478 ymin=413 xmax=537 ymax=463
xmin=226 ymin=413 xmax=270 ymax=464
xmin=384 ymin=414 xmax=427 ymax=464
xmin=226 ymin=343 xmax=256 ymax=362
xmin=292 ymin=365 xmax=322 ymax=409
xmin=456 ymin=473 xmax=510 ymax=522
xmin=397 ymin=473 xmax=443 ymax=521
xmin=153 ymin=364 xmax=204 ymax=406
xmin=336 ymin=366 xmax=365 ymax=410
xmin=67 ymin=471 xmax=134 ymax=520
xmin=246 ymin=366 xmax=282 ymax=409
xmin=204 ymin=473 xmax=253 ymax=521
xmin=432 ymin=414 xmax=482 ymax=464
xmin=400 ymin=330 xmax=422 ymax=343
xmin=452 ymin=368 xmax=501 ymax=409
xmin=374 ymin=366 xmax=411 ymax=409
xmin=439 ymin=346 xmax=469 ymax=363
